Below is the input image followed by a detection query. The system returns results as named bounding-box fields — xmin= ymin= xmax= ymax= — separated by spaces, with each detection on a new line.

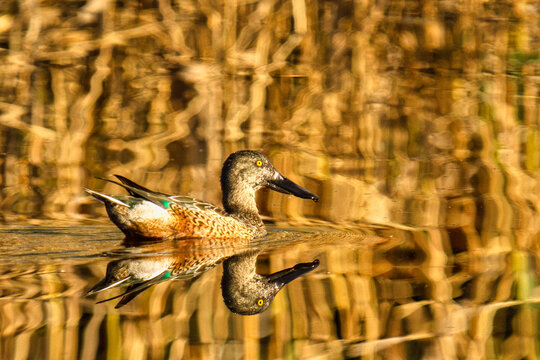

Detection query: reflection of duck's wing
xmin=93 ymin=257 xmax=225 ymax=308
xmin=87 ymin=275 xmax=131 ymax=295
xmin=114 ymin=284 xmax=153 ymax=308
xmin=87 ymin=256 xmax=175 ymax=295
xmin=98 ymin=265 xmax=217 ymax=308
xmin=96 ymin=270 xmax=170 ymax=308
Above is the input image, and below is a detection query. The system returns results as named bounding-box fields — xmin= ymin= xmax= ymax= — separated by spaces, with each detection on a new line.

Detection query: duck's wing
xmin=105 ymin=175 xmax=228 ymax=215
xmin=114 ymin=175 xmax=171 ymax=197
xmin=94 ymin=175 xmax=161 ymax=198
xmin=167 ymin=195 xmax=228 ymax=216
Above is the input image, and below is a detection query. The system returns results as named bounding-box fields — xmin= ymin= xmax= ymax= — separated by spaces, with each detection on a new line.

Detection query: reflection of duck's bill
xmin=267 ymin=259 xmax=320 ymax=289
xmin=266 ymin=173 xmax=319 ymax=202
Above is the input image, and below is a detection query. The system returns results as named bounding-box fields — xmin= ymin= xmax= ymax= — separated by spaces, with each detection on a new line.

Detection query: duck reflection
xmin=87 ymin=238 xmax=319 ymax=315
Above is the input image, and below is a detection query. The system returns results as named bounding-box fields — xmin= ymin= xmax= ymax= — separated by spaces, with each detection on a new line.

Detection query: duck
xmin=85 ymin=150 xmax=319 ymax=239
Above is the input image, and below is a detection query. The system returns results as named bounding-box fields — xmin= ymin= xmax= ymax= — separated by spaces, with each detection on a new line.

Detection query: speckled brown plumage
xmin=168 ymin=203 xmax=261 ymax=238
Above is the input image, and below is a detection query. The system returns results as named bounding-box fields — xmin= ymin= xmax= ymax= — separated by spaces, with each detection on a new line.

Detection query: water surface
xmin=0 ymin=224 xmax=537 ymax=359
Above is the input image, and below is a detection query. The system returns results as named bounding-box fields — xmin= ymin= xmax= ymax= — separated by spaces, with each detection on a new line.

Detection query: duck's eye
xmin=257 ymin=299 xmax=264 ymax=306
xmin=256 ymin=160 xmax=263 ymax=167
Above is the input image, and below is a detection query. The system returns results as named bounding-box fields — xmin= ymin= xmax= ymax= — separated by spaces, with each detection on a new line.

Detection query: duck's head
xmin=222 ymin=257 xmax=319 ymax=315
xmin=220 ymin=151 xmax=318 ymax=214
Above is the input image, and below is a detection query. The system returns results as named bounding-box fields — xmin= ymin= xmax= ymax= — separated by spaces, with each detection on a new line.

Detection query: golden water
xmin=0 ymin=0 xmax=539 ymax=358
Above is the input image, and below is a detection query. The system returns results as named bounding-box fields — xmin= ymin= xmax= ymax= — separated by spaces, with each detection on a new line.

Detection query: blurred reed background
xmin=0 ymin=0 xmax=540 ymax=359
xmin=0 ymin=0 xmax=538 ymax=231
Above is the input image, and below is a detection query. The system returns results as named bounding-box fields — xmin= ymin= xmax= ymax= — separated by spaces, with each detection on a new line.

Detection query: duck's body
xmin=88 ymin=187 xmax=263 ymax=239
xmin=85 ymin=151 xmax=318 ymax=240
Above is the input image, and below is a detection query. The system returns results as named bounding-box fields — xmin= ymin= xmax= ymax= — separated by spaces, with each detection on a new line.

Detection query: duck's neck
xmin=221 ymin=183 xmax=264 ymax=228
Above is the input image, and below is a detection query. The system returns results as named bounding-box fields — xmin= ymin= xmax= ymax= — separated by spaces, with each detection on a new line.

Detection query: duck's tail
xmin=84 ymin=188 xmax=129 ymax=207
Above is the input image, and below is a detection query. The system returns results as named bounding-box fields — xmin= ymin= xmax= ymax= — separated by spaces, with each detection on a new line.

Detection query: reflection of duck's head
xmin=221 ymin=252 xmax=319 ymax=315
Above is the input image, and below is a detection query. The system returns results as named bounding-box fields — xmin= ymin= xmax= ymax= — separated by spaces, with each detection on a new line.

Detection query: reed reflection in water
xmin=0 ymin=227 xmax=538 ymax=359
xmin=0 ymin=0 xmax=539 ymax=359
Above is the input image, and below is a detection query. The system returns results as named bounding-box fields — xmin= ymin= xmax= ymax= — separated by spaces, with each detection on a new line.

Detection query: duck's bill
xmin=267 ymin=173 xmax=319 ymax=202
xmin=267 ymin=259 xmax=320 ymax=289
